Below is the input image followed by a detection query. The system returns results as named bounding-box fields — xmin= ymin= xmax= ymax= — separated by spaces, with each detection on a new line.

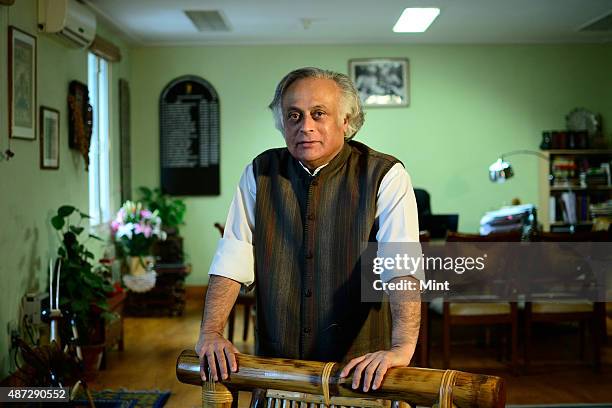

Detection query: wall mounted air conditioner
xmin=38 ymin=0 xmax=96 ymax=48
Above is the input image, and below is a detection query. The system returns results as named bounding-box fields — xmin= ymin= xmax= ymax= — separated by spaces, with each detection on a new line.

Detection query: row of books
xmin=541 ymin=130 xmax=590 ymax=150
xmin=590 ymin=200 xmax=612 ymax=217
xmin=548 ymin=192 xmax=591 ymax=224
xmin=550 ymin=159 xmax=611 ymax=187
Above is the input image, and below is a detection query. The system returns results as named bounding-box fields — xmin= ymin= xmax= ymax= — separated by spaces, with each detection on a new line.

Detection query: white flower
xmin=116 ymin=223 xmax=134 ymax=239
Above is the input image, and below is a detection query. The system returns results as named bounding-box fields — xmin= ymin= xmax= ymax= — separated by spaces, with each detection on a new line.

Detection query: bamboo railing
xmin=176 ymin=350 xmax=505 ymax=408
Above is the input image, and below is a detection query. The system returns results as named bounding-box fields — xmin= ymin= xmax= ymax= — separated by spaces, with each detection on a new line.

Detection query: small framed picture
xmin=40 ymin=106 xmax=59 ymax=169
xmin=349 ymin=58 xmax=409 ymax=107
xmin=8 ymin=26 xmax=37 ymax=140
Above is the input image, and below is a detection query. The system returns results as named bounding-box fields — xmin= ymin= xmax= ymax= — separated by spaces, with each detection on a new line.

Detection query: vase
xmin=123 ymin=256 xmax=157 ymax=292
xmin=128 ymin=256 xmax=151 ymax=276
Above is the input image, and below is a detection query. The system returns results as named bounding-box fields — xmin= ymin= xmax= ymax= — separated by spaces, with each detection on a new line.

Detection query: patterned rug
xmin=72 ymin=389 xmax=171 ymax=408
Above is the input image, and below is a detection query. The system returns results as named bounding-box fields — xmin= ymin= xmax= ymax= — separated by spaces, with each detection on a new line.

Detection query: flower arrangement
xmin=111 ymin=201 xmax=166 ymax=258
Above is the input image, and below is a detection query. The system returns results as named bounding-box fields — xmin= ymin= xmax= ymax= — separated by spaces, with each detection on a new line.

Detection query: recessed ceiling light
xmin=393 ymin=8 xmax=440 ymax=33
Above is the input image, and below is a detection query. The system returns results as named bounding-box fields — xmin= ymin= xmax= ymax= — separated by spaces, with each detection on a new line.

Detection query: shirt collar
xmin=298 ymin=161 xmax=329 ymax=177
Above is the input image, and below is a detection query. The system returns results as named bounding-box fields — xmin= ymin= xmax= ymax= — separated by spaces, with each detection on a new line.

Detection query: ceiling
xmin=84 ymin=0 xmax=612 ymax=46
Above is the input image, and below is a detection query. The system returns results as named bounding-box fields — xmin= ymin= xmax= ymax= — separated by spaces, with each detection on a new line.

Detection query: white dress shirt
xmin=208 ymin=161 xmax=421 ymax=287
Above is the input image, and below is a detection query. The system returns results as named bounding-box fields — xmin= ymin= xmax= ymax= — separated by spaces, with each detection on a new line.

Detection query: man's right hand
xmin=195 ymin=330 xmax=239 ymax=381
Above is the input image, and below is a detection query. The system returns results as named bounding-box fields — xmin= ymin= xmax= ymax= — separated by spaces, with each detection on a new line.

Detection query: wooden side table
xmin=101 ymin=290 xmax=126 ymax=369
xmin=125 ymin=263 xmax=192 ymax=317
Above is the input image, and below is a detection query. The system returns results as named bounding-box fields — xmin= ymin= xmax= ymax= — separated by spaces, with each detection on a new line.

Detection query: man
xmin=196 ymin=67 xmax=422 ymax=393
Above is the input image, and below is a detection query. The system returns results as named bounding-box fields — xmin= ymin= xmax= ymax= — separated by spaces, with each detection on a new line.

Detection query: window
xmin=88 ymin=53 xmax=111 ymax=225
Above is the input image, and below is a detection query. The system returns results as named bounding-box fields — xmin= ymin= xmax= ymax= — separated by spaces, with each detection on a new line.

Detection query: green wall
xmin=0 ymin=1 xmax=130 ymax=377
xmin=2 ymin=1 xmax=611 ymax=378
xmin=130 ymin=43 xmax=612 ymax=286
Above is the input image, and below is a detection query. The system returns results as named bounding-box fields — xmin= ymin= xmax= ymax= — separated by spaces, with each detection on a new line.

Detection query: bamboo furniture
xmin=176 ymin=350 xmax=505 ymax=408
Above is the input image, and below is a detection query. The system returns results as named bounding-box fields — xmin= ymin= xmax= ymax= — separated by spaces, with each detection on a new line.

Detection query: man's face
xmin=281 ymin=78 xmax=349 ymax=170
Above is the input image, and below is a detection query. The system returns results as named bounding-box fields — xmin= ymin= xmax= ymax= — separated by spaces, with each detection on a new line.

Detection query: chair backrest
xmin=443 ymin=231 xmax=522 ymax=297
xmin=214 ymin=223 xmax=225 ymax=237
xmin=414 ymin=189 xmax=432 ymax=232
xmin=176 ymin=350 xmax=505 ymax=408
xmin=446 ymin=231 xmax=522 ymax=242
xmin=535 ymin=230 xmax=610 ymax=242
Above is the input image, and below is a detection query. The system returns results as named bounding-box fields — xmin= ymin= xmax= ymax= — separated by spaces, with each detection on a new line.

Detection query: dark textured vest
xmin=252 ymin=140 xmax=400 ymax=362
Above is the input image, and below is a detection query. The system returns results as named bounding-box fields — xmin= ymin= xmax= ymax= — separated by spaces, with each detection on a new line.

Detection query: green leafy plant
xmin=137 ymin=187 xmax=186 ymax=234
xmin=51 ymin=205 xmax=114 ymax=344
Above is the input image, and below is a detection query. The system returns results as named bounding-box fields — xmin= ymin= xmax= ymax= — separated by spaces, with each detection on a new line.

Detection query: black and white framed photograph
xmin=39 ymin=106 xmax=59 ymax=169
xmin=349 ymin=58 xmax=409 ymax=107
xmin=9 ymin=26 xmax=37 ymax=139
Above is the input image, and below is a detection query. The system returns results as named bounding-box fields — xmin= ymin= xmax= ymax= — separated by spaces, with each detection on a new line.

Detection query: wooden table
xmin=125 ymin=263 xmax=192 ymax=317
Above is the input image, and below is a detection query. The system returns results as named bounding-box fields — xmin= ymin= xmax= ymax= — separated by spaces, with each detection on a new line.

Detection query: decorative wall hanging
xmin=9 ymin=26 xmax=37 ymax=140
xmin=349 ymin=58 xmax=409 ymax=107
xmin=119 ymin=79 xmax=132 ymax=202
xmin=40 ymin=106 xmax=59 ymax=169
xmin=159 ymin=75 xmax=220 ymax=196
xmin=67 ymin=81 xmax=93 ymax=170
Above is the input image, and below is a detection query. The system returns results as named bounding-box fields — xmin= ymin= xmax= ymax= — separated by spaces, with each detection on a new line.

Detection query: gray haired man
xmin=196 ymin=67 xmax=422 ymax=393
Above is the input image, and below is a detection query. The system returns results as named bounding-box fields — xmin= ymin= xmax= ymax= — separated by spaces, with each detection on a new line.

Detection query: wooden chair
xmin=176 ymin=350 xmax=506 ymax=408
xmin=524 ymin=230 xmax=610 ymax=372
xmin=214 ymin=223 xmax=256 ymax=343
xmin=439 ymin=231 xmax=522 ymax=373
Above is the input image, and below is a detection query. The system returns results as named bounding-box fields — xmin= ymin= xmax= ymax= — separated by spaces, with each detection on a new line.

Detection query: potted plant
xmin=137 ymin=187 xmax=187 ymax=263
xmin=50 ymin=205 xmax=114 ymax=376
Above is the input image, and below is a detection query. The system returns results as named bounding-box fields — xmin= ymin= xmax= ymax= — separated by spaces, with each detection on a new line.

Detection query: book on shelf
xmin=548 ymin=196 xmax=556 ymax=224
xmin=590 ymin=199 xmax=612 ymax=217
xmin=560 ymin=191 xmax=577 ymax=224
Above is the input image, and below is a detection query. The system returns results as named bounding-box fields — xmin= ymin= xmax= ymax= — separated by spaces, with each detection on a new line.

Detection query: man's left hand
xmin=339 ymin=346 xmax=412 ymax=392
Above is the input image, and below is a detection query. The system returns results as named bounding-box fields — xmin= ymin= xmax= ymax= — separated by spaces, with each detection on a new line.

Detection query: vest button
xmin=303 ymin=327 xmax=311 ymax=334
xmin=311 ymin=180 xmax=319 ymax=186
xmin=307 ymin=213 xmax=315 ymax=221
xmin=305 ymin=251 xmax=313 ymax=259
xmin=305 ymin=289 xmax=312 ymax=297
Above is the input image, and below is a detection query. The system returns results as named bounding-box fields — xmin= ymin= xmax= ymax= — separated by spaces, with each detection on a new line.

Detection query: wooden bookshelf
xmin=539 ymin=149 xmax=612 ymax=231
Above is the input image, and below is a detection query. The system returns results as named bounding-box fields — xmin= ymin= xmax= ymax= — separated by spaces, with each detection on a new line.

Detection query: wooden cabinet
xmin=539 ymin=149 xmax=612 ymax=232
xmin=101 ymin=290 xmax=126 ymax=369
xmin=125 ymin=263 xmax=191 ymax=316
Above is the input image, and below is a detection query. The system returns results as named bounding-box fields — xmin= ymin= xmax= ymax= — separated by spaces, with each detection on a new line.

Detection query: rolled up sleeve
xmin=376 ymin=163 xmax=425 ymax=283
xmin=208 ymin=164 xmax=256 ymax=287
xmin=209 ymin=238 xmax=255 ymax=286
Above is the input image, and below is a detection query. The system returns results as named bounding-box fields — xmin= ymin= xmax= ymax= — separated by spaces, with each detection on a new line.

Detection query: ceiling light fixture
xmin=393 ymin=8 xmax=440 ymax=33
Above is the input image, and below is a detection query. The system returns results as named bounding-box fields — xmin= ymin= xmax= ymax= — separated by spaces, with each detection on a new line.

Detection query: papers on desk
xmin=479 ymin=204 xmax=535 ymax=235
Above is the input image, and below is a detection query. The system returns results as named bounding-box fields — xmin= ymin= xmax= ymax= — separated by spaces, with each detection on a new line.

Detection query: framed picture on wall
xmin=8 ymin=26 xmax=37 ymax=140
xmin=40 ymin=106 xmax=59 ymax=169
xmin=349 ymin=58 xmax=409 ymax=107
